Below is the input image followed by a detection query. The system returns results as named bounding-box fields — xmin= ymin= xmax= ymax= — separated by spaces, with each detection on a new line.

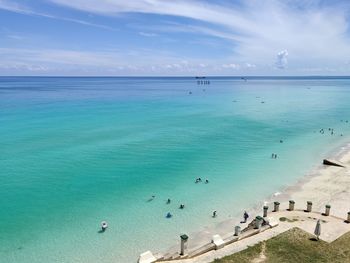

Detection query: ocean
xmin=1 ymin=76 xmax=350 ymax=262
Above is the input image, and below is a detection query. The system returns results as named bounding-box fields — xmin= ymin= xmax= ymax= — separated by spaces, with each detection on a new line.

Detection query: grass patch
xmin=213 ymin=227 xmax=350 ymax=263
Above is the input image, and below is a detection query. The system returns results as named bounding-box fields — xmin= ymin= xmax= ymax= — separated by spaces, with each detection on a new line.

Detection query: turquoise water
xmin=1 ymin=77 xmax=350 ymax=262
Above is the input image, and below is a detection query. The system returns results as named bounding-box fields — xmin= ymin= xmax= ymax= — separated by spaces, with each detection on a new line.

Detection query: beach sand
xmin=280 ymin=143 xmax=350 ymax=220
xmin=160 ymin=142 xmax=350 ymax=260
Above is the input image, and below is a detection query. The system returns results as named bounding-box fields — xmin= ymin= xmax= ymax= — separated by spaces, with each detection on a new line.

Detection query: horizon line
xmin=1 ymin=75 xmax=350 ymax=78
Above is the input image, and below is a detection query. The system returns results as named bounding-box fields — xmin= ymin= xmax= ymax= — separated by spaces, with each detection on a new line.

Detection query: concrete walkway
xmin=160 ymin=209 xmax=350 ymax=263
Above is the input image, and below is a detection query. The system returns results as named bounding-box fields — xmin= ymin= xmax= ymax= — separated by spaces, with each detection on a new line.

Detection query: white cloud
xmin=7 ymin=34 xmax=24 ymax=40
xmin=139 ymin=32 xmax=157 ymax=37
xmin=47 ymin=0 xmax=350 ymax=72
xmin=2 ymin=0 xmax=350 ymax=74
xmin=222 ymin=63 xmax=240 ymax=69
xmin=275 ymin=50 xmax=288 ymax=69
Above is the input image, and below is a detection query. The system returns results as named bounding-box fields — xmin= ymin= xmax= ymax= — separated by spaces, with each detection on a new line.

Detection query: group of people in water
xmin=147 ymin=177 xmax=212 ymax=219
xmin=271 ymin=153 xmax=278 ymax=159
xmin=319 ymin=127 xmax=344 ymax=136
xmin=195 ymin=177 xmax=209 ymax=184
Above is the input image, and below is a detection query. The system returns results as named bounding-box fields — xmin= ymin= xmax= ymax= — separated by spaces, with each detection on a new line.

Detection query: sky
xmin=1 ymin=0 xmax=350 ymax=76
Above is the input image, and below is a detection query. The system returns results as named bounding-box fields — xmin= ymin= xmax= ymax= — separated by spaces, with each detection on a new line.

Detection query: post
xmin=263 ymin=206 xmax=268 ymax=217
xmin=273 ymin=201 xmax=280 ymax=212
xmin=306 ymin=201 xmax=312 ymax=212
xmin=180 ymin=234 xmax=188 ymax=256
xmin=255 ymin=216 xmax=263 ymax=229
xmin=289 ymin=200 xmax=295 ymax=211
xmin=324 ymin=205 xmax=331 ymax=216
xmin=234 ymin=226 xmax=241 ymax=236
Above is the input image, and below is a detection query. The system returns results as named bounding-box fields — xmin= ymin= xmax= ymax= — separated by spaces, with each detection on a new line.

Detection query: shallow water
xmin=1 ymin=76 xmax=350 ymax=262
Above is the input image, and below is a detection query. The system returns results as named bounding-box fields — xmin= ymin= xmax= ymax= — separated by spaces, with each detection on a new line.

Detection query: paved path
xmin=160 ymin=209 xmax=350 ymax=263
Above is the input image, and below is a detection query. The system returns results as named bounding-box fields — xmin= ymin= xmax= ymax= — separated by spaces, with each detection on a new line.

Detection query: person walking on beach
xmin=243 ymin=211 xmax=249 ymax=223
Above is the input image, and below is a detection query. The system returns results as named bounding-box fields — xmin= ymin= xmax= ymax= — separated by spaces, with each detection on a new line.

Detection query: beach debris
xmin=314 ymin=219 xmax=321 ymax=240
xmin=166 ymin=212 xmax=172 ymax=218
xmin=101 ymin=221 xmax=108 ymax=232
xmin=323 ymin=159 xmax=345 ymax=167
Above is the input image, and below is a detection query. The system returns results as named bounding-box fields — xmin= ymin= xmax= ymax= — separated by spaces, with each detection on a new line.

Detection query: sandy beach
xmin=161 ymin=141 xmax=350 ymax=260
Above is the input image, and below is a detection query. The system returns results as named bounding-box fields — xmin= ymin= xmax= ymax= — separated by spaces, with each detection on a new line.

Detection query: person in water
xmin=205 ymin=179 xmax=209 ymax=184
xmin=179 ymin=204 xmax=185 ymax=209
xmin=166 ymin=212 xmax=172 ymax=218
xmin=147 ymin=195 xmax=156 ymax=202
xmin=212 ymin=211 xmax=217 ymax=218
xmin=167 ymin=198 xmax=171 ymax=204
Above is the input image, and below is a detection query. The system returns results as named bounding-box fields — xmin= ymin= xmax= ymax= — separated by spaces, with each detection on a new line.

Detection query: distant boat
xmin=195 ymin=76 xmax=206 ymax=79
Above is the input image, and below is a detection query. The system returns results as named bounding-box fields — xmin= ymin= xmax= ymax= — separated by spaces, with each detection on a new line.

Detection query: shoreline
xmin=160 ymin=140 xmax=350 ymax=258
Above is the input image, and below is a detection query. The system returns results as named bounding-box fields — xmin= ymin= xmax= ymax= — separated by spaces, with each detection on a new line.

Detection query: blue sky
xmin=1 ymin=0 xmax=350 ymax=76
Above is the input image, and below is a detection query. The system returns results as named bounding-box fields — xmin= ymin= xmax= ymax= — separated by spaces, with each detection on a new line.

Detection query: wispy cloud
xmin=1 ymin=0 xmax=350 ymax=75
xmin=0 ymin=0 xmax=117 ymax=31
xmin=47 ymin=0 xmax=350 ymax=69
xmin=138 ymin=32 xmax=158 ymax=37
xmin=6 ymin=34 xmax=24 ymax=40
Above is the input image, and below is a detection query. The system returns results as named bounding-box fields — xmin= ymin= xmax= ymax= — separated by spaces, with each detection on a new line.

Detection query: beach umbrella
xmin=314 ymin=219 xmax=321 ymax=240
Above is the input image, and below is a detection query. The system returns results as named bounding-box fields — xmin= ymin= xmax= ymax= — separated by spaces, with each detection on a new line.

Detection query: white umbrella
xmin=314 ymin=219 xmax=321 ymax=240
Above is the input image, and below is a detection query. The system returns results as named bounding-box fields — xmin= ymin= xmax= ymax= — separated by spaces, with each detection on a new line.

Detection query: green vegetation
xmin=279 ymin=217 xmax=298 ymax=223
xmin=213 ymin=227 xmax=350 ymax=263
